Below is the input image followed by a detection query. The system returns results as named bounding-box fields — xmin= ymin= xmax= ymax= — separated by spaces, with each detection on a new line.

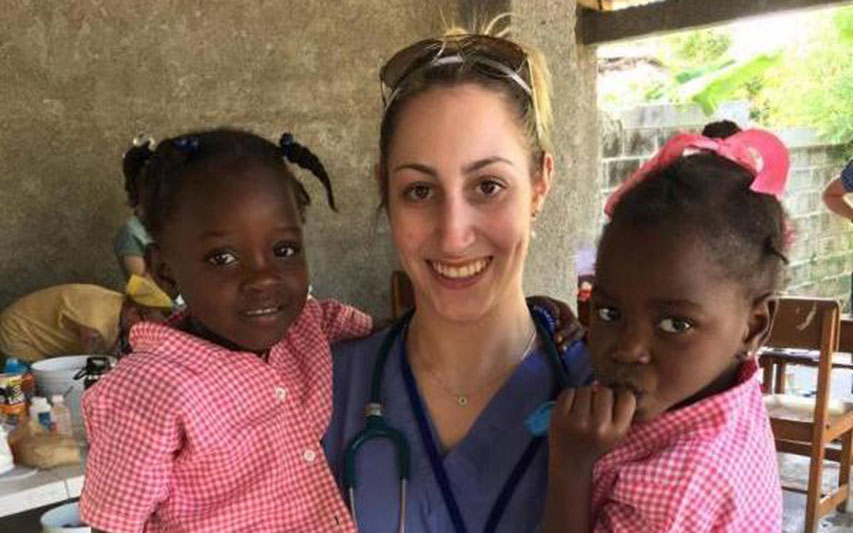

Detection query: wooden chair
xmin=762 ymin=297 xmax=853 ymax=532
xmin=390 ymin=270 xmax=415 ymax=320
xmin=760 ymin=315 xmax=853 ymax=395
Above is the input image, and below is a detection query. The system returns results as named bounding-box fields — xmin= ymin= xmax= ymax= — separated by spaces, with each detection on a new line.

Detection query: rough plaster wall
xmin=511 ymin=0 xmax=599 ymax=303
xmin=0 ymin=0 xmax=456 ymax=315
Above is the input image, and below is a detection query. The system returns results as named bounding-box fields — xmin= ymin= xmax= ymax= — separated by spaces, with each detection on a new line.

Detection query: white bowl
xmin=31 ymin=356 xmax=115 ymax=441
xmin=41 ymin=502 xmax=90 ymax=532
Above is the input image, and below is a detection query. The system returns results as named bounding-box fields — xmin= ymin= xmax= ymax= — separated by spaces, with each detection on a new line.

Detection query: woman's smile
xmin=428 ymin=257 xmax=492 ymax=280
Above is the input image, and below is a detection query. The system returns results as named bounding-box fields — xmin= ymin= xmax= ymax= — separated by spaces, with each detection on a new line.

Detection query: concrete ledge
xmin=581 ymin=0 xmax=853 ymax=45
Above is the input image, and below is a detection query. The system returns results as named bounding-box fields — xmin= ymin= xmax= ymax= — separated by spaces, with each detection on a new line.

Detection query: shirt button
xmin=274 ymin=387 xmax=287 ymax=402
xmin=303 ymin=449 xmax=317 ymax=463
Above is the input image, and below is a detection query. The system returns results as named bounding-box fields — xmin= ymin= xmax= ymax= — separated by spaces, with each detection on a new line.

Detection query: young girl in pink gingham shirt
xmin=544 ymin=121 xmax=787 ymax=532
xmin=81 ymin=129 xmax=369 ymax=532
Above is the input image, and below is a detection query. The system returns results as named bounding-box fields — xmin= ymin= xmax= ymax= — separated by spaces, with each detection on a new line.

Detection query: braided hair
xmin=123 ymin=128 xmax=336 ymax=240
xmin=122 ymin=135 xmax=155 ymax=208
xmin=602 ymin=121 xmax=789 ymax=299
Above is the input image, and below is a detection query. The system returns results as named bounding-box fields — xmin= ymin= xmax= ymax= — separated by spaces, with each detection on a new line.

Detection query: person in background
xmin=0 ymin=275 xmax=172 ymax=363
xmin=544 ymin=122 xmax=787 ymax=532
xmin=821 ymin=157 xmax=853 ymax=307
xmin=113 ymin=135 xmax=155 ymax=280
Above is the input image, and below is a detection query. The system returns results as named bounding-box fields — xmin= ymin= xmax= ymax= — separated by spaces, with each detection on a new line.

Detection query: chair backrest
xmin=766 ymin=296 xmax=841 ymax=429
xmin=840 ymin=316 xmax=853 ymax=354
xmin=768 ymin=297 xmax=840 ymax=352
xmin=390 ymin=270 xmax=415 ymax=320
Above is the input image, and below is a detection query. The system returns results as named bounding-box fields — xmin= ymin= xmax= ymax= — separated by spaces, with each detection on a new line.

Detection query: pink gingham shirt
xmin=591 ymin=361 xmax=782 ymax=532
xmin=81 ymin=299 xmax=371 ymax=533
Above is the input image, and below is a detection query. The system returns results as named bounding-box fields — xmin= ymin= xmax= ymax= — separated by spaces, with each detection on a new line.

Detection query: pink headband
xmin=604 ymin=129 xmax=790 ymax=216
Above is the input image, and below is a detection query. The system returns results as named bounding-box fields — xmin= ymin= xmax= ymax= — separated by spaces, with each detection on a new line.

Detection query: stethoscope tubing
xmin=344 ymin=306 xmax=568 ymax=533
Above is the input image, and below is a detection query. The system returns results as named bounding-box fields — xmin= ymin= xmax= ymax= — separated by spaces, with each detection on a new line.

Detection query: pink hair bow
xmin=604 ymin=129 xmax=790 ymax=216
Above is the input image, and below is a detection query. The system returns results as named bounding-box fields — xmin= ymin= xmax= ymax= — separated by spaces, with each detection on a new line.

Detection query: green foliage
xmin=685 ymin=54 xmax=781 ymax=115
xmin=658 ymin=30 xmax=732 ymax=70
xmin=604 ymin=6 xmax=853 ymax=144
xmin=757 ymin=6 xmax=853 ymax=144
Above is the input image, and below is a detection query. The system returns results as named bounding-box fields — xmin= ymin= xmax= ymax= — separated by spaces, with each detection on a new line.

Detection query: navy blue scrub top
xmin=323 ymin=327 xmax=593 ymax=532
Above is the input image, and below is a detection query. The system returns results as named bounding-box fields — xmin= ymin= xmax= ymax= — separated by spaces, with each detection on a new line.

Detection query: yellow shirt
xmin=0 ymin=284 xmax=124 ymax=362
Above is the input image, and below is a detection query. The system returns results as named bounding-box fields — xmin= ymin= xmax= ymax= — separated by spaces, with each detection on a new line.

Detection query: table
xmin=0 ymin=457 xmax=85 ymax=518
xmin=759 ymin=347 xmax=853 ymax=394
xmin=759 ymin=315 xmax=853 ymax=395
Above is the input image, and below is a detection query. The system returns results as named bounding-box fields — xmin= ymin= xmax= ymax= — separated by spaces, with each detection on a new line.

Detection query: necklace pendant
xmin=457 ymin=395 xmax=468 ymax=406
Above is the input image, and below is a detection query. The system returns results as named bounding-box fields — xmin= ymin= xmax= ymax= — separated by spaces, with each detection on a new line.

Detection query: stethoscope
xmin=343 ymin=305 xmax=570 ymax=533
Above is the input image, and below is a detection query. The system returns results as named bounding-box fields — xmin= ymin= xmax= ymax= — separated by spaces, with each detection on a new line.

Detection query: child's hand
xmin=548 ymin=386 xmax=636 ymax=469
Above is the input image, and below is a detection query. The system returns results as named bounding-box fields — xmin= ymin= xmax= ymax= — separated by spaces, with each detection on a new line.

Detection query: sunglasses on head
xmin=379 ymin=34 xmax=533 ymax=109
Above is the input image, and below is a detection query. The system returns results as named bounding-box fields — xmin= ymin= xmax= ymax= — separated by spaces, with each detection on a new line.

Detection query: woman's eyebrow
xmin=392 ymin=162 xmax=436 ymax=176
xmin=463 ymin=156 xmax=514 ymax=174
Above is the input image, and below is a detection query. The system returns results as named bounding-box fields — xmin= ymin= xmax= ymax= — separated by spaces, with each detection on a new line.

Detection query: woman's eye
xmin=403 ymin=184 xmax=433 ymax=201
xmin=658 ymin=317 xmax=693 ymax=334
xmin=206 ymin=251 xmax=237 ymax=266
xmin=596 ymin=307 xmax=620 ymax=323
xmin=477 ymin=179 xmax=504 ymax=196
xmin=274 ymin=243 xmax=299 ymax=258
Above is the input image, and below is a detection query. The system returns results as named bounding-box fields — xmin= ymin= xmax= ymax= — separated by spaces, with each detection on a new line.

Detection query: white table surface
xmin=0 ymin=456 xmax=85 ymax=517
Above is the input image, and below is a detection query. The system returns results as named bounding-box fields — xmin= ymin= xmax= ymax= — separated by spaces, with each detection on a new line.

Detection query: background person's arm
xmin=822 ymin=177 xmax=853 ymax=220
xmin=121 ymin=254 xmax=148 ymax=278
xmin=66 ymin=318 xmax=109 ymax=354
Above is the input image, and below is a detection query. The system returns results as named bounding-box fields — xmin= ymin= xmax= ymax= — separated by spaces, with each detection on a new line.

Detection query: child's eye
xmin=206 ymin=251 xmax=237 ymax=266
xmin=476 ymin=178 xmax=505 ymax=197
xmin=274 ymin=243 xmax=300 ymax=258
xmin=403 ymin=183 xmax=434 ymax=202
xmin=658 ymin=317 xmax=693 ymax=334
xmin=596 ymin=307 xmax=621 ymax=323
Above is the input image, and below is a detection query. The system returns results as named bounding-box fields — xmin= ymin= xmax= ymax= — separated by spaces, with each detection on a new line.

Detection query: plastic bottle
xmin=0 ymin=424 xmax=13 ymax=475
xmin=1 ymin=374 xmax=26 ymax=426
xmin=50 ymin=395 xmax=73 ymax=437
xmin=29 ymin=396 xmax=52 ymax=432
xmin=80 ymin=356 xmax=112 ymax=390
xmin=3 ymin=358 xmax=24 ymax=376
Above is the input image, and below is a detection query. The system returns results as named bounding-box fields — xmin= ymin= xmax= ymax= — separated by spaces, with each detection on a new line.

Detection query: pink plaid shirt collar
xmin=591 ymin=360 xmax=782 ymax=532
xmin=82 ymin=300 xmax=365 ymax=532
xmin=600 ymin=360 xmax=761 ymax=464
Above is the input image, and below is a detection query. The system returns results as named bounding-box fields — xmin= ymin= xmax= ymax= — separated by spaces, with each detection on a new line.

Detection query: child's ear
xmin=739 ymin=294 xmax=777 ymax=361
xmin=145 ymin=244 xmax=180 ymax=300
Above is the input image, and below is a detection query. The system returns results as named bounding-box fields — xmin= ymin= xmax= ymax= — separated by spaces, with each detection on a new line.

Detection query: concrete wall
xmin=0 ymin=0 xmax=455 ymax=314
xmin=600 ymin=102 xmax=853 ymax=308
xmin=1 ymin=0 xmax=595 ymax=316
xmin=513 ymin=0 xmax=599 ymax=302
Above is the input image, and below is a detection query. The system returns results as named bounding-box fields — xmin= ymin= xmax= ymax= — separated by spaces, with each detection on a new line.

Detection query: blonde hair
xmin=446 ymin=13 xmax=553 ymax=149
xmin=378 ymin=15 xmax=553 ymax=205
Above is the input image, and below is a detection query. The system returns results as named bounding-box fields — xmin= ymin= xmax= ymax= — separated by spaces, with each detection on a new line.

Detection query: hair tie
xmin=173 ymin=136 xmax=200 ymax=155
xmin=605 ymin=129 xmax=790 ymax=216
xmin=132 ymin=133 xmax=155 ymax=149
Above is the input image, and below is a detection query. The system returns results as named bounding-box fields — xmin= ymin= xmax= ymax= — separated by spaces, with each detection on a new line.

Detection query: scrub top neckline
xmin=398 ymin=333 xmax=556 ymax=476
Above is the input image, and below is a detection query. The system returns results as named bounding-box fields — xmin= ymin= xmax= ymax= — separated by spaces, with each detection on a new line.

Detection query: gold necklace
xmin=417 ymin=328 xmax=538 ymax=407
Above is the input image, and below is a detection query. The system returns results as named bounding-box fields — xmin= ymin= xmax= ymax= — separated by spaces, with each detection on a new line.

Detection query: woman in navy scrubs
xmin=324 ymin=21 xmax=592 ymax=532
